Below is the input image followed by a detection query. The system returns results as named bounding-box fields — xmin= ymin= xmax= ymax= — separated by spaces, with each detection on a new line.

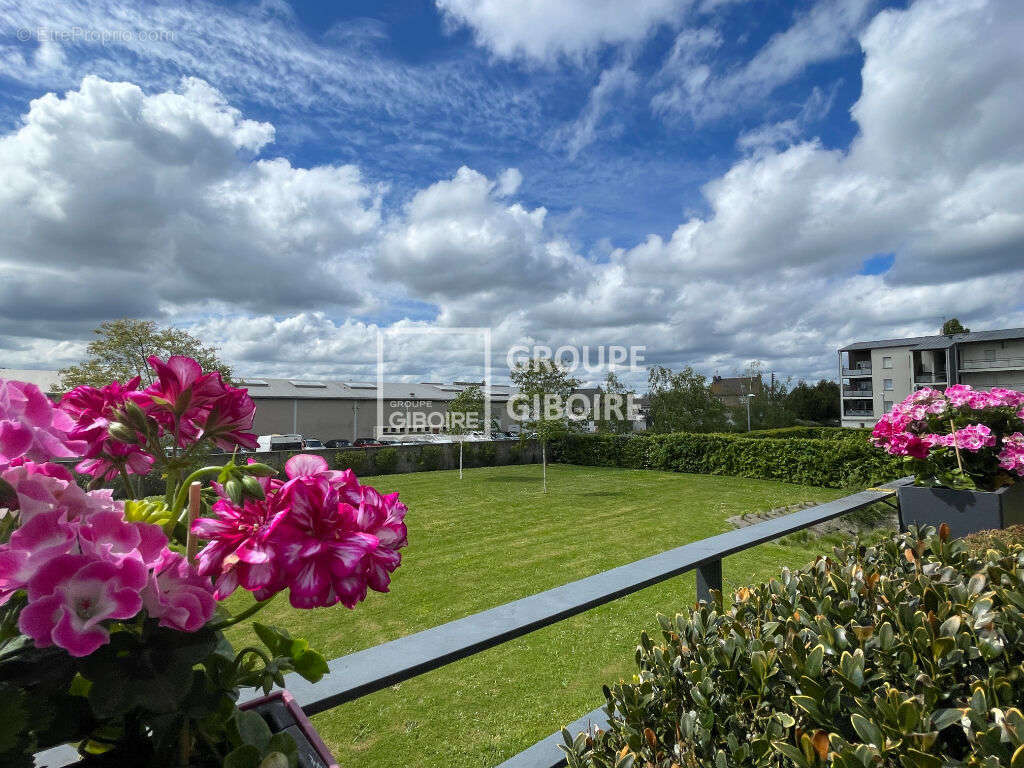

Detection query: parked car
xmin=303 ymin=438 xmax=325 ymax=449
xmin=353 ymin=437 xmax=384 ymax=447
xmin=324 ymin=439 xmax=351 ymax=448
xmin=257 ymin=434 xmax=304 ymax=452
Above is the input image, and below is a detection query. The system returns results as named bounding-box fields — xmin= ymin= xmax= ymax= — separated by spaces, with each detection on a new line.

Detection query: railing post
xmin=696 ymin=559 xmax=722 ymax=603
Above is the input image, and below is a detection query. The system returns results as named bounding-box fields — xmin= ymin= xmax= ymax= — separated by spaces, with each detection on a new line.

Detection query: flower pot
xmin=241 ymin=690 xmax=339 ymax=768
xmin=897 ymin=481 xmax=1024 ymax=538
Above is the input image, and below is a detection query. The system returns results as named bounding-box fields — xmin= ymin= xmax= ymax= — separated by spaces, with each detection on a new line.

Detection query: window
xmin=883 ymin=400 xmax=894 ymax=413
xmin=883 ymin=378 xmax=893 ymax=390
xmin=882 ymin=356 xmax=893 ymax=369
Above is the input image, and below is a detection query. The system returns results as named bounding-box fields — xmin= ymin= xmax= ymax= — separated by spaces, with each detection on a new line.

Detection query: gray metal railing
xmin=36 ymin=477 xmax=910 ymax=768
xmin=842 ymin=386 xmax=873 ymax=397
xmin=842 ymin=366 xmax=872 ymax=377
xmin=913 ymin=371 xmax=948 ymax=383
xmin=960 ymin=357 xmax=1024 ymax=371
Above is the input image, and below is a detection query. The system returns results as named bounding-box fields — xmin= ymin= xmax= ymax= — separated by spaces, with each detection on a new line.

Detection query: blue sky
xmin=0 ymin=0 xmax=1021 ymax=387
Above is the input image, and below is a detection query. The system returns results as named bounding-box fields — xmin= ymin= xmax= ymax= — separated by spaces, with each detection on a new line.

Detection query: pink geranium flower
xmin=356 ymin=487 xmax=408 ymax=593
xmin=937 ymin=423 xmax=997 ymax=452
xmin=19 ymin=553 xmax=147 ymax=657
xmin=192 ymin=491 xmax=291 ymax=600
xmin=60 ymin=377 xmax=157 ymax=481
xmin=0 ymin=510 xmax=76 ymax=605
xmin=999 ymin=433 xmax=1024 ymax=476
xmin=60 ymin=377 xmax=144 ymax=449
xmin=1 ymin=461 xmax=120 ymax=523
xmin=142 ymin=550 xmax=216 ymax=632
xmin=0 ymin=379 xmax=85 ymax=470
xmin=77 ymin=510 xmax=167 ymax=569
xmin=138 ymin=356 xmax=225 ymax=441
xmin=196 ymin=386 xmax=258 ymax=451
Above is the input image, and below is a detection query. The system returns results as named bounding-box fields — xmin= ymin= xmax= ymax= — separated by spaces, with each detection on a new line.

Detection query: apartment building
xmin=838 ymin=328 xmax=1024 ymax=428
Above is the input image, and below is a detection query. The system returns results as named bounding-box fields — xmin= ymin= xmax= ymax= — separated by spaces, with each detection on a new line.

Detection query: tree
xmin=509 ymin=358 xmax=581 ymax=492
xmin=595 ymin=371 xmax=637 ymax=434
xmin=942 ymin=318 xmax=970 ymax=335
xmin=646 ymin=365 xmax=729 ymax=433
xmin=731 ymin=362 xmax=794 ymax=431
xmin=58 ymin=319 xmax=232 ymax=391
xmin=786 ymin=379 xmax=840 ymax=424
xmin=447 ymin=384 xmax=485 ymax=479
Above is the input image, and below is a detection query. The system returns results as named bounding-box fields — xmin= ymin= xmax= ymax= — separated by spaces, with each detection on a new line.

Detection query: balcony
xmin=913 ymin=371 xmax=948 ymax=383
xmin=842 ymin=385 xmax=873 ymax=398
xmin=842 ymin=366 xmax=872 ymax=377
xmin=960 ymin=356 xmax=1024 ymax=372
xmin=844 ymin=407 xmax=874 ymax=418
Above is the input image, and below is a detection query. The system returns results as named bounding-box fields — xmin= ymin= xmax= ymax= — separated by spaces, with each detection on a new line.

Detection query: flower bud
xmin=224 ymin=478 xmax=244 ymax=507
xmin=108 ymin=422 xmax=137 ymax=444
xmin=242 ymin=475 xmax=266 ymax=501
xmin=122 ymin=400 xmax=151 ymax=431
xmin=244 ymin=463 xmax=277 ymax=477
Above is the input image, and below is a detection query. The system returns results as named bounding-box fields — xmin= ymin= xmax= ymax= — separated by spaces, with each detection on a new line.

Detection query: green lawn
xmin=225 ymin=463 xmax=845 ymax=768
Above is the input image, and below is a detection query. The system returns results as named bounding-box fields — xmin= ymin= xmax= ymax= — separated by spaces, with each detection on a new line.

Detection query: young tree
xmin=646 ymin=365 xmax=729 ymax=433
xmin=447 ymin=384 xmax=485 ymax=479
xmin=595 ymin=371 xmax=636 ymax=434
xmin=942 ymin=318 xmax=970 ymax=335
xmin=509 ymin=358 xmax=581 ymax=492
xmin=59 ymin=319 xmax=231 ymax=391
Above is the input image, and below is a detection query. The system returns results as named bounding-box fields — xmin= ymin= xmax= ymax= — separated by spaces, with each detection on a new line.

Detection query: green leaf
xmin=231 ymin=710 xmax=273 ymax=752
xmin=851 ymin=714 xmax=884 ymax=749
xmin=930 ymin=709 xmax=965 ymax=731
xmin=224 ymin=744 xmax=263 ymax=768
xmin=292 ymin=648 xmax=329 ymax=682
xmin=900 ymin=749 xmax=942 ymax=768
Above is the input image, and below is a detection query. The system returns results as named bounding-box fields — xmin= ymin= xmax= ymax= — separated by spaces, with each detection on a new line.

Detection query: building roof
xmin=0 ymin=368 xmax=61 ymax=393
xmin=839 ymin=327 xmax=1024 ymax=352
xmin=239 ymin=377 xmax=512 ymax=401
xmin=838 ymin=335 xmax=937 ymax=352
xmin=710 ymin=375 xmax=762 ymax=396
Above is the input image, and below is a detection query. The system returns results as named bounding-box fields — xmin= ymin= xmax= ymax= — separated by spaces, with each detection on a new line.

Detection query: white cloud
xmin=654 ymin=0 xmax=873 ymax=122
xmin=377 ymin=166 xmax=587 ymax=303
xmin=0 ymin=76 xmax=383 ymax=341
xmin=435 ymin=0 xmax=692 ymax=62
xmin=3 ymin=0 xmax=1024 ymax=389
xmin=557 ymin=61 xmax=639 ymax=159
xmin=736 ymin=83 xmax=839 ymax=152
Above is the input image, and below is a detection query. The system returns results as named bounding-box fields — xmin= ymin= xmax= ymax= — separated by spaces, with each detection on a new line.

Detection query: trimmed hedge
xmin=739 ymin=426 xmax=874 ymax=441
xmin=333 ymin=450 xmax=370 ymax=475
xmin=563 ymin=526 xmax=1024 ymax=768
xmin=549 ymin=432 xmax=901 ymax=488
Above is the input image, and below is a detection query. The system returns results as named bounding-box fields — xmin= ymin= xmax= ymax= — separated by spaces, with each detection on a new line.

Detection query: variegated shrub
xmin=562 ymin=526 xmax=1024 ymax=768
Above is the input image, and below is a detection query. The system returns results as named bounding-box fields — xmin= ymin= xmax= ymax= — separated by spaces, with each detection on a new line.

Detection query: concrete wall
xmin=871 ymin=346 xmax=914 ymax=415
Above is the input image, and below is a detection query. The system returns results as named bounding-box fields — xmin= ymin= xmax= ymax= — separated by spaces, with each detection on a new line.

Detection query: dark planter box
xmin=898 ymin=481 xmax=1024 ymax=539
xmin=241 ymin=690 xmax=338 ymax=768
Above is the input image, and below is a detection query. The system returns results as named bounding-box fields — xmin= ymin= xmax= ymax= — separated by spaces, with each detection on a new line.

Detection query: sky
xmin=0 ymin=0 xmax=1022 ymax=389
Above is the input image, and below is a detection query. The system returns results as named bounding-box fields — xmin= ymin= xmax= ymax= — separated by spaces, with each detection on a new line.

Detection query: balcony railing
xmin=960 ymin=357 xmax=1024 ymax=371
xmin=36 ymin=478 xmax=911 ymax=768
xmin=844 ymin=409 xmax=874 ymax=418
xmin=842 ymin=386 xmax=873 ymax=398
xmin=842 ymin=366 xmax=872 ymax=377
xmin=913 ymin=371 xmax=948 ymax=383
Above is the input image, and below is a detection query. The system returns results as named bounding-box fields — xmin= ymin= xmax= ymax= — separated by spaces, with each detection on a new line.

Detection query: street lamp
xmin=745 ymin=393 xmax=756 ymax=432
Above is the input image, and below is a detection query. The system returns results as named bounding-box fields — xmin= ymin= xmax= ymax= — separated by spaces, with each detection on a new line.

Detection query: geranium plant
xmin=0 ymin=358 xmax=408 ymax=767
xmin=870 ymin=385 xmax=1024 ymax=490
